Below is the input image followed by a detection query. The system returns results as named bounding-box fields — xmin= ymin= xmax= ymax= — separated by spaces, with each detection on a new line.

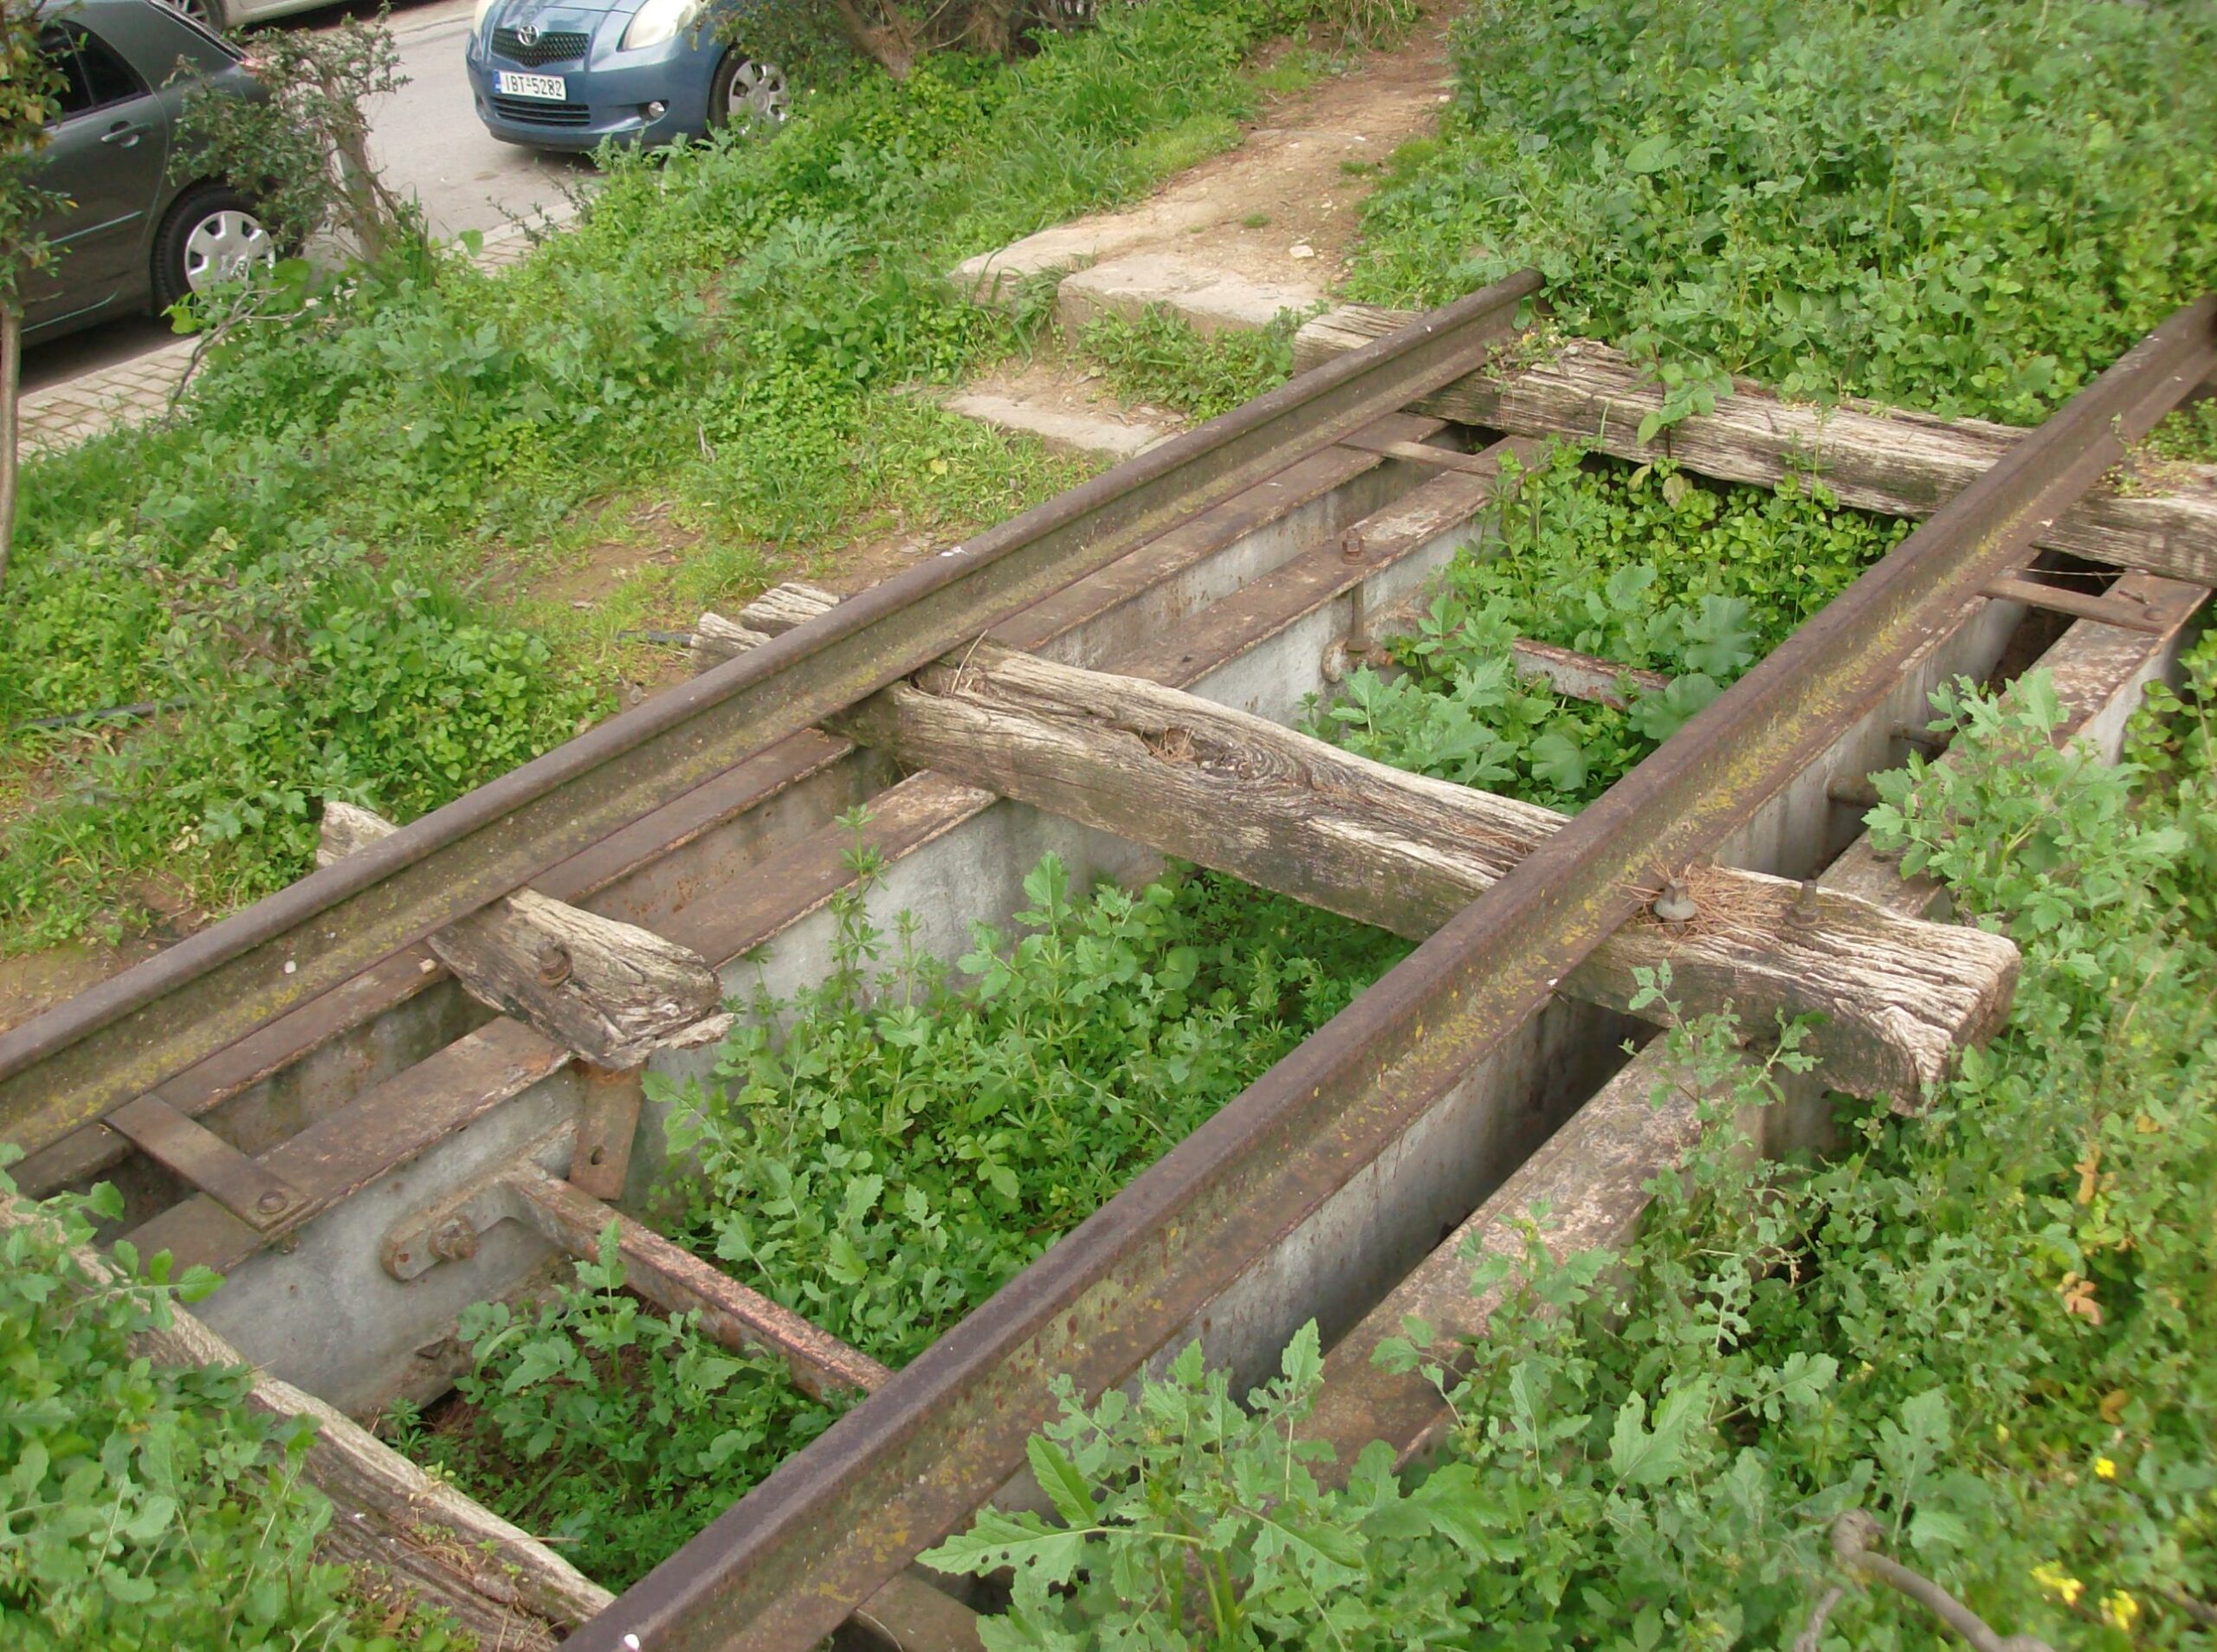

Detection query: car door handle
xmin=100 ymin=121 xmax=150 ymax=146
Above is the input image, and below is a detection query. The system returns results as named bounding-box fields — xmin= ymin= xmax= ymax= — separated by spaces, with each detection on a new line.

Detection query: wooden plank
xmin=1296 ymin=307 xmax=2217 ymax=584
xmin=502 ymin=1165 xmax=892 ymax=1399
xmin=836 ymin=643 xmax=2020 ymax=1100
xmin=319 ymin=803 xmax=725 ymax=1068
xmin=1335 ymin=433 xmax=1505 ymax=474
xmin=1510 ymin=637 xmax=1672 ymax=708
xmin=105 ymin=1094 xmax=309 ymax=1229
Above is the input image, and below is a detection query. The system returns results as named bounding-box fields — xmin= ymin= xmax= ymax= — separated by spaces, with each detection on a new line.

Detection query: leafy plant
xmin=1078 ymin=303 xmax=1308 ymax=422
xmin=172 ymin=11 xmax=421 ymax=262
xmin=387 ymin=1223 xmax=845 ymax=1592
xmin=1316 ymin=445 xmax=1904 ymax=809
xmin=1352 ymin=0 xmax=2217 ymax=428
xmin=661 ymin=848 xmax=1405 ymax=1368
xmin=922 ymin=1325 xmax=1490 ymax=1650
xmin=0 ymin=1159 xmax=456 ymax=1651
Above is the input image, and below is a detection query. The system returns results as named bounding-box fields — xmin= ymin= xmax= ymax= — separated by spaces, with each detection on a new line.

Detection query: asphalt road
xmin=23 ymin=0 xmax=595 ymax=392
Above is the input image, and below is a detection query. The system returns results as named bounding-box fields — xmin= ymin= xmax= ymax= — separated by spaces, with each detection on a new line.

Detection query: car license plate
xmin=495 ymin=71 xmax=567 ymax=100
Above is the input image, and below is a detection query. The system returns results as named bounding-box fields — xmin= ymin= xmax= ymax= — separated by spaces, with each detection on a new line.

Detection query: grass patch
xmin=1078 ymin=303 xmax=1307 ymax=421
xmin=1317 ymin=447 xmax=1905 ymax=810
xmin=1351 ymin=0 xmax=2217 ymax=426
xmin=0 ymin=0 xmax=1353 ymax=954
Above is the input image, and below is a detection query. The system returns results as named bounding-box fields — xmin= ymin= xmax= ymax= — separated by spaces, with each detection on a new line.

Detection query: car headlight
xmin=620 ymin=0 xmax=701 ymax=51
xmin=473 ymin=0 xmax=502 ymax=34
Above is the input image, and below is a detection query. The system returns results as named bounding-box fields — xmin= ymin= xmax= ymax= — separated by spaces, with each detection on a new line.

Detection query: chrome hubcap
xmin=724 ymin=59 xmax=790 ymax=123
xmin=183 ymin=210 xmax=273 ymax=293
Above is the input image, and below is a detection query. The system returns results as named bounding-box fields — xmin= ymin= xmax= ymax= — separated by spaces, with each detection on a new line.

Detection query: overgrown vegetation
xmin=385 ymin=1224 xmax=844 ymax=1592
xmin=1352 ymin=0 xmax=2217 ymax=432
xmin=929 ymin=646 xmax=2217 ymax=1649
xmin=400 ymin=849 xmax=1399 ymax=1587
xmin=0 ymin=1162 xmax=465 ymax=1650
xmin=1077 ymin=303 xmax=1306 ymax=421
xmin=659 ymin=846 xmax=1405 ymax=1367
xmin=1318 ymin=445 xmax=1905 ymax=810
xmin=0 ymin=0 xmax=1345 ymax=953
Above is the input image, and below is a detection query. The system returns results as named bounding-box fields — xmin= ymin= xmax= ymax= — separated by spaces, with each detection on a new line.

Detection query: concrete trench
xmin=39 ymin=422 xmax=2208 ymax=1648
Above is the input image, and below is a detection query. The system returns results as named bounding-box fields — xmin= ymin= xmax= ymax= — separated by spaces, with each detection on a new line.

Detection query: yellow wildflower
xmin=2101 ymin=1591 xmax=2140 ymax=1630
xmin=1995 ymin=1423 xmax=2010 ymax=1443
xmin=2032 ymin=1564 xmax=2084 ymax=1607
xmin=2095 ymin=1456 xmax=2117 ymax=1481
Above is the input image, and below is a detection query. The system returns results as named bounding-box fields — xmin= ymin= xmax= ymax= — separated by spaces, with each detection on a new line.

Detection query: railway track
xmin=3 ymin=275 xmax=2212 ymax=1652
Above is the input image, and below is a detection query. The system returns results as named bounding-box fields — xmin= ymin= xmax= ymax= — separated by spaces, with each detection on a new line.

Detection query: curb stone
xmin=18 ymin=198 xmax=580 ymax=455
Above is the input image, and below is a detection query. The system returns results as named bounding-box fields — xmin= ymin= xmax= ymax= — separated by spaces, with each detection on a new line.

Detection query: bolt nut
xmin=428 ymin=1216 xmax=480 ymax=1264
xmin=1787 ymin=880 xmax=1825 ymax=927
xmin=256 ymin=1189 xmax=288 ymax=1216
xmin=1339 ymin=526 xmax=1367 ymax=564
xmin=535 ymin=941 xmax=573 ymax=988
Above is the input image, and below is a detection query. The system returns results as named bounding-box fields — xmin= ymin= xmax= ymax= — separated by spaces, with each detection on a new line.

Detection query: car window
xmin=76 ymin=27 xmax=145 ymax=107
xmin=37 ymin=22 xmax=150 ymax=121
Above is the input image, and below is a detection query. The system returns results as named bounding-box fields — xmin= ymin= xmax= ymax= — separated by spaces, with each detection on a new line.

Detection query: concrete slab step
xmin=943 ymin=386 xmax=1175 ymax=460
xmin=1053 ymin=251 xmax=1322 ymax=339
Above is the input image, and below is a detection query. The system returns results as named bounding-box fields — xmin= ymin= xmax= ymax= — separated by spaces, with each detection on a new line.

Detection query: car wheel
xmin=709 ymin=55 xmax=790 ymax=128
xmin=170 ymin=0 xmax=230 ymax=31
xmin=152 ymin=185 xmax=276 ymax=309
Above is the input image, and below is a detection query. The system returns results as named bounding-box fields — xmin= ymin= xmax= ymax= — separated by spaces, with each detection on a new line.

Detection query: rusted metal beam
xmin=500 ymin=1166 xmax=892 ymax=1400
xmin=0 ymin=274 xmax=1541 ymax=1158
xmin=566 ymin=296 xmax=2217 ymax=1652
xmin=105 ymin=1094 xmax=309 ymax=1230
xmin=1981 ymin=571 xmax=2176 ymax=635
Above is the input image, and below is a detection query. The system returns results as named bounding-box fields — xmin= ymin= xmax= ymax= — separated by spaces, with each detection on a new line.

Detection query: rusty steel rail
xmin=572 ymin=298 xmax=2217 ymax=1652
xmin=0 ymin=273 xmax=1539 ymax=1157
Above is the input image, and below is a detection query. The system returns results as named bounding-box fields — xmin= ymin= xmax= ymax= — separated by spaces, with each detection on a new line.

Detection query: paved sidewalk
xmin=18 ymin=203 xmax=578 ymax=455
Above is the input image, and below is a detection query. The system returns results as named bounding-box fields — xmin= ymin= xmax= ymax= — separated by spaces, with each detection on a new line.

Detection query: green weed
xmin=1078 ymin=304 xmax=1307 ymax=422
xmin=658 ymin=850 xmax=1405 ymax=1368
xmin=1317 ymin=446 xmax=1905 ymax=810
xmin=1352 ymin=0 xmax=2217 ymax=426
xmin=386 ymin=1223 xmax=844 ymax=1592
xmin=0 ymin=1159 xmax=463 ymax=1650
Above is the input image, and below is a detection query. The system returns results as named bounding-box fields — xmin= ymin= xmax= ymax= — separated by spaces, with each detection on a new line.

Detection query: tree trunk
xmin=830 ymin=0 xmax=921 ymax=78
xmin=0 ymin=303 xmax=19 ymax=602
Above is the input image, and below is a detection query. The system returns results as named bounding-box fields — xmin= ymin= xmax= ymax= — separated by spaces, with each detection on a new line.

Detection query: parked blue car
xmin=465 ymin=0 xmax=786 ymax=152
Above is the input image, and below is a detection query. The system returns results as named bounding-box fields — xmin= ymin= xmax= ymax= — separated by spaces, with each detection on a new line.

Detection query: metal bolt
xmin=428 ymin=1217 xmax=479 ymax=1263
xmin=1787 ymin=880 xmax=1825 ymax=927
xmin=1339 ymin=526 xmax=1367 ymax=564
xmin=1651 ymin=877 xmax=1697 ymax=924
xmin=256 ymin=1190 xmax=288 ymax=1215
xmin=535 ymin=941 xmax=573 ymax=988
